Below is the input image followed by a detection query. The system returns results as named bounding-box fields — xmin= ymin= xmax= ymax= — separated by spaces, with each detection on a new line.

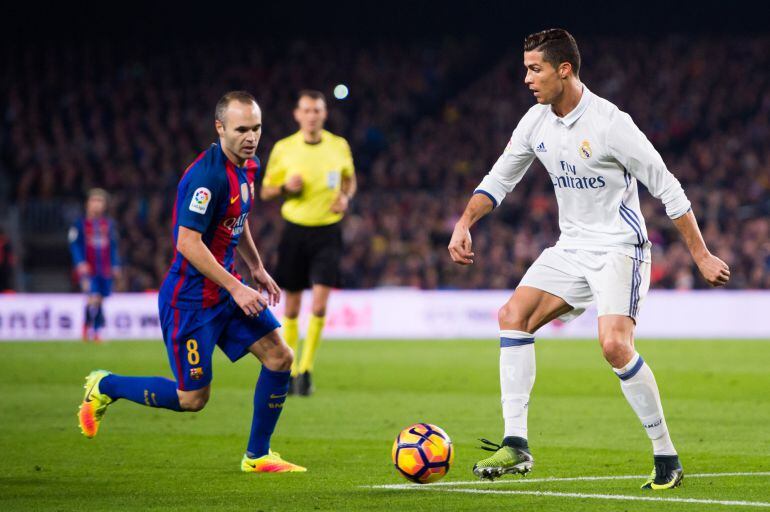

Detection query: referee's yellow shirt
xmin=263 ymin=130 xmax=355 ymax=227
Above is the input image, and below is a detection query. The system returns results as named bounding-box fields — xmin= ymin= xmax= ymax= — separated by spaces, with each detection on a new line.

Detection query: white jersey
xmin=476 ymin=86 xmax=691 ymax=262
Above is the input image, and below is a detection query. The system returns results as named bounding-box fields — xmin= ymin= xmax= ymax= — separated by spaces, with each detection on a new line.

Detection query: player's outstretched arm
xmin=448 ymin=193 xmax=495 ymax=265
xmin=671 ymin=210 xmax=730 ymax=287
xmin=236 ymin=219 xmax=280 ymax=306
xmin=177 ymin=226 xmax=267 ymax=315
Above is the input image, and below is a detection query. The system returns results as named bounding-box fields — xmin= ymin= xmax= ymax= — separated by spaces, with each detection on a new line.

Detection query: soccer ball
xmin=392 ymin=423 xmax=454 ymax=484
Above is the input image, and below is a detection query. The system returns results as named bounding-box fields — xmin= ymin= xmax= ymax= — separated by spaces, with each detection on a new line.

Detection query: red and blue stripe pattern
xmin=69 ymin=217 xmax=120 ymax=277
xmin=160 ymin=144 xmax=259 ymax=310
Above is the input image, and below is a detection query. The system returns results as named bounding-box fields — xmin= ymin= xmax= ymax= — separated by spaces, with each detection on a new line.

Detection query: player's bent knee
xmin=178 ymin=389 xmax=210 ymax=412
xmin=263 ymin=345 xmax=293 ymax=372
xmin=275 ymin=346 xmax=294 ymax=371
xmin=282 ymin=345 xmax=295 ymax=368
xmin=498 ymin=303 xmax=533 ymax=332
xmin=600 ymin=337 xmax=633 ymax=367
xmin=179 ymin=396 xmax=208 ymax=412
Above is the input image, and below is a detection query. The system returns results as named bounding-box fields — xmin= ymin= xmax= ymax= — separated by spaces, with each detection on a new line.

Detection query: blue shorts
xmin=158 ymin=296 xmax=281 ymax=391
xmin=89 ymin=276 xmax=113 ymax=297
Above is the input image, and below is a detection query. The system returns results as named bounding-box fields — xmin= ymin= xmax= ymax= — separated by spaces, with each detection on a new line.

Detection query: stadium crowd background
xmin=1 ymin=34 xmax=769 ymax=292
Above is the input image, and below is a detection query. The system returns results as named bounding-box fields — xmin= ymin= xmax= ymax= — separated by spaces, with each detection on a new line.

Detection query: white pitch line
xmin=368 ymin=471 xmax=770 ymax=489
xmin=429 ymin=488 xmax=770 ymax=508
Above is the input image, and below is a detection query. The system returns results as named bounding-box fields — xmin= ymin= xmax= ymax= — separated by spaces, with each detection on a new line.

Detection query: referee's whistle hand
xmin=285 ymin=175 xmax=303 ymax=194
xmin=448 ymin=224 xmax=475 ymax=265
xmin=330 ymin=193 xmax=349 ymax=213
xmin=232 ymin=284 xmax=268 ymax=317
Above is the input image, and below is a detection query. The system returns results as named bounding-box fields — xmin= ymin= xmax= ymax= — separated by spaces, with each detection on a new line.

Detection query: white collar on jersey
xmin=550 ymin=85 xmax=592 ymax=127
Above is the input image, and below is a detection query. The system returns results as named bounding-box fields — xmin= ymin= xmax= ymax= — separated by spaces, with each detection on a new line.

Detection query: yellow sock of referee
xmin=298 ymin=314 xmax=325 ymax=374
xmin=282 ymin=317 xmax=300 ymax=377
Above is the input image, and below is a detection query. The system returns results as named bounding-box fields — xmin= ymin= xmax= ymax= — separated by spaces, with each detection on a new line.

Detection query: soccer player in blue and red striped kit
xmin=68 ymin=189 xmax=121 ymax=342
xmin=77 ymin=91 xmax=305 ymax=473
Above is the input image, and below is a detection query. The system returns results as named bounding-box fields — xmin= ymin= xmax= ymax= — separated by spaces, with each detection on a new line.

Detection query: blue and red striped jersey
xmin=159 ymin=143 xmax=259 ymax=309
xmin=68 ymin=217 xmax=120 ymax=277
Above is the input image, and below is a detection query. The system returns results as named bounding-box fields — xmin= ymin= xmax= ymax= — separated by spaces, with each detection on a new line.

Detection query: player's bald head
xmin=215 ymin=91 xmax=260 ymax=126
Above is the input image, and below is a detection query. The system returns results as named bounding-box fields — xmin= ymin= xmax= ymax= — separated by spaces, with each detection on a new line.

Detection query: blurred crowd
xmin=333 ymin=35 xmax=770 ymax=290
xmin=2 ymin=35 xmax=769 ymax=291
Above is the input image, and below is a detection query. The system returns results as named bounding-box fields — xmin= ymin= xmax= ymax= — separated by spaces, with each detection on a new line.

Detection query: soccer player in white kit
xmin=448 ymin=29 xmax=730 ymax=490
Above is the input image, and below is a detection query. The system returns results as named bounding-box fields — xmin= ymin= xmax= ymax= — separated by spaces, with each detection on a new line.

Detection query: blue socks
xmin=94 ymin=304 xmax=105 ymax=331
xmin=84 ymin=304 xmax=104 ymax=334
xmin=97 ymin=366 xmax=291 ymax=454
xmin=246 ymin=366 xmax=291 ymax=458
xmin=84 ymin=304 xmax=98 ymax=328
xmin=100 ymin=374 xmax=182 ymax=411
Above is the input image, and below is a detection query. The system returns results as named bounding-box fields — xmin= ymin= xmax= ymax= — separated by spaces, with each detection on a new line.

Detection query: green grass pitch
xmin=1 ymin=338 xmax=769 ymax=511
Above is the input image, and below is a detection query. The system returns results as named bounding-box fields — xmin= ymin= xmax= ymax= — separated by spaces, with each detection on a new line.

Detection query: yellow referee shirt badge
xmin=579 ymin=140 xmax=592 ymax=159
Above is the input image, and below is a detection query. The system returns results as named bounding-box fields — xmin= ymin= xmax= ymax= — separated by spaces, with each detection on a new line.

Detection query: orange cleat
xmin=77 ymin=370 xmax=113 ymax=438
xmin=241 ymin=451 xmax=307 ymax=473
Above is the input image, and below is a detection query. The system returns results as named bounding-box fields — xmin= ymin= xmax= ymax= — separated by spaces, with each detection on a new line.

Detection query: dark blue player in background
xmin=68 ymin=188 xmax=121 ymax=342
xmin=77 ymin=91 xmax=304 ymax=473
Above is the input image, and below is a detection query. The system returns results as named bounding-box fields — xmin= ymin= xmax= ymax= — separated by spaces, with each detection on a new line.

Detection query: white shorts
xmin=519 ymin=247 xmax=650 ymax=322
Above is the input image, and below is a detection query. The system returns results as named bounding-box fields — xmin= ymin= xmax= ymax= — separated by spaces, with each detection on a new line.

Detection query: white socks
xmin=498 ymin=332 xmax=676 ymax=455
xmin=614 ymin=352 xmax=677 ymax=456
xmin=499 ymin=329 xmax=536 ymax=439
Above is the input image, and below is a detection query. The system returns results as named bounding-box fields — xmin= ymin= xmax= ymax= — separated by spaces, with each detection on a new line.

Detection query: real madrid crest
xmin=579 ymin=140 xmax=592 ymax=159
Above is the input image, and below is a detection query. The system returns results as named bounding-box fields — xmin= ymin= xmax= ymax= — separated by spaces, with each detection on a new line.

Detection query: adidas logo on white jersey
xmin=536 ymin=141 xmax=547 ymax=152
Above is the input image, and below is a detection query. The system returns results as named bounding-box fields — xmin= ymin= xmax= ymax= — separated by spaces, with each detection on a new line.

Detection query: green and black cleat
xmin=472 ymin=437 xmax=533 ymax=480
xmin=641 ymin=455 xmax=684 ymax=490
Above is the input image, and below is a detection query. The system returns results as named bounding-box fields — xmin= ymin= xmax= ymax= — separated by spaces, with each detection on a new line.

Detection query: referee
xmin=261 ymin=90 xmax=356 ymax=396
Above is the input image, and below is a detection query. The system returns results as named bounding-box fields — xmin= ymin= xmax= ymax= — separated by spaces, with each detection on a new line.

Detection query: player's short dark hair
xmin=296 ymin=89 xmax=326 ymax=106
xmin=215 ymin=90 xmax=257 ymax=123
xmin=524 ymin=28 xmax=581 ymax=77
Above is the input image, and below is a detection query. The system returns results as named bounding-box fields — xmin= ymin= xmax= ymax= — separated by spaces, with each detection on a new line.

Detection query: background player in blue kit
xmin=77 ymin=91 xmax=305 ymax=473
xmin=68 ymin=188 xmax=121 ymax=342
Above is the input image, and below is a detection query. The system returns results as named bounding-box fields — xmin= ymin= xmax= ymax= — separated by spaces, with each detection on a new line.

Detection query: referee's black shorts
xmin=274 ymin=220 xmax=342 ymax=292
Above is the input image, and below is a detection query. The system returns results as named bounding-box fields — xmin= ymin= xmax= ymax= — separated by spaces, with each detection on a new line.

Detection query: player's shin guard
xmin=282 ymin=317 xmax=300 ymax=377
xmin=99 ymin=374 xmax=182 ymax=411
xmin=614 ymin=352 xmax=677 ymax=456
xmin=297 ymin=314 xmax=325 ymax=374
xmin=499 ymin=330 xmax=536 ymax=440
xmin=247 ymin=366 xmax=291 ymax=458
